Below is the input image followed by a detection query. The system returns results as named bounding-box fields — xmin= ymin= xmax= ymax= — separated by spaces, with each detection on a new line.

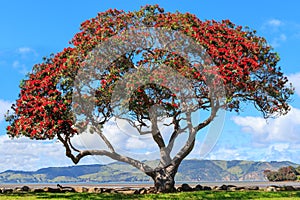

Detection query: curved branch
xmin=91 ymin=122 xmax=115 ymax=152
xmin=67 ymin=137 xmax=80 ymax=152
xmin=195 ymin=99 xmax=219 ymax=132
xmin=57 ymin=133 xmax=153 ymax=173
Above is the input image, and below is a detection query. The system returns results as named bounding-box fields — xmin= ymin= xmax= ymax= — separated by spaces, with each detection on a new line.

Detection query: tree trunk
xmin=148 ymin=165 xmax=178 ymax=193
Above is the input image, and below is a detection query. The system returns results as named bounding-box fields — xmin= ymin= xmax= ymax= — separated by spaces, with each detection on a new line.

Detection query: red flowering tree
xmin=6 ymin=5 xmax=293 ymax=192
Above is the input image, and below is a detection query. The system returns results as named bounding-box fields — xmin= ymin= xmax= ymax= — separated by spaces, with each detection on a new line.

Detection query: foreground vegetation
xmin=1 ymin=191 xmax=300 ymax=200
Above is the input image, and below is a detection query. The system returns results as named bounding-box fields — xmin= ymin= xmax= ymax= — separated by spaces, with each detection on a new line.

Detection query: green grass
xmin=1 ymin=191 xmax=300 ymax=200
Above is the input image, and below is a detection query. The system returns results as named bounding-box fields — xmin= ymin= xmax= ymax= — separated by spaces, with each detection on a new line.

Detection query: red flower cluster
xmin=6 ymin=5 xmax=293 ymax=140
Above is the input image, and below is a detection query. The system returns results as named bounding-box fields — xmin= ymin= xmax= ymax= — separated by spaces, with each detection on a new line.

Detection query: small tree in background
xmin=265 ymin=166 xmax=299 ymax=181
xmin=6 ymin=5 xmax=293 ymax=192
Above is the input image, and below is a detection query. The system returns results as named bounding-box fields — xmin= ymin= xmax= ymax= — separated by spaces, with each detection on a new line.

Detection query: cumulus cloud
xmin=198 ymin=143 xmax=299 ymax=163
xmin=232 ymin=106 xmax=300 ymax=145
xmin=220 ymin=106 xmax=300 ymax=162
xmin=2 ymin=102 xmax=299 ymax=172
xmin=59 ymin=117 xmax=203 ymax=166
xmin=0 ymin=130 xmax=140 ymax=172
xmin=0 ymin=114 xmax=202 ymax=172
xmin=72 ymin=119 xmax=162 ymax=162
xmin=0 ymin=100 xmax=12 ymax=123
xmin=188 ymin=128 xmax=300 ymax=162
xmin=288 ymin=72 xmax=300 ymax=97
xmin=0 ymin=135 xmax=75 ymax=172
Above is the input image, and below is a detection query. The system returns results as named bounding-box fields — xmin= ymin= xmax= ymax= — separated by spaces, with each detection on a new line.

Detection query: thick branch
xmin=171 ymin=111 xmax=196 ymax=166
xmin=151 ymin=121 xmax=166 ymax=149
xmin=57 ymin=133 xmax=153 ymax=173
xmin=172 ymin=138 xmax=196 ymax=166
xmin=172 ymin=99 xmax=220 ymax=167
xmin=195 ymin=99 xmax=219 ymax=132
xmin=149 ymin=107 xmax=166 ymax=149
xmin=166 ymin=114 xmax=187 ymax=151
xmin=150 ymin=112 xmax=174 ymax=167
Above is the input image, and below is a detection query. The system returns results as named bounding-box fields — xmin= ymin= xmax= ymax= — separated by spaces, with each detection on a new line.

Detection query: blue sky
xmin=0 ymin=0 xmax=300 ymax=172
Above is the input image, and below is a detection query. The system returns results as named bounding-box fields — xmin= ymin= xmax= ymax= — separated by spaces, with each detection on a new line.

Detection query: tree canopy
xmin=6 ymin=5 xmax=294 ymax=192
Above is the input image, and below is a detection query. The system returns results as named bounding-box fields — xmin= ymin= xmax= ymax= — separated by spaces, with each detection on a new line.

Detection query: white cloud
xmin=261 ymin=19 xmax=287 ymax=47
xmin=0 ymin=128 xmax=143 ymax=172
xmin=217 ymin=106 xmax=300 ymax=162
xmin=0 ymin=100 xmax=12 ymax=123
xmin=233 ymin=116 xmax=266 ymax=135
xmin=271 ymin=33 xmax=287 ymax=47
xmin=188 ymin=128 xmax=300 ymax=162
xmin=17 ymin=47 xmax=38 ymax=58
xmin=288 ymin=72 xmax=300 ymax=97
xmin=199 ymin=147 xmax=250 ymax=161
xmin=126 ymin=137 xmax=152 ymax=149
xmin=0 ymin=117 xmax=183 ymax=172
xmin=181 ymin=101 xmax=300 ymax=163
xmin=232 ymin=106 xmax=300 ymax=145
xmin=18 ymin=47 xmax=33 ymax=54
xmin=5 ymin=47 xmax=38 ymax=74
xmin=267 ymin=19 xmax=282 ymax=27
xmin=196 ymin=143 xmax=299 ymax=163
xmin=262 ymin=19 xmax=283 ymax=32
xmin=2 ymin=103 xmax=299 ymax=172
xmin=12 ymin=60 xmax=29 ymax=74
xmin=0 ymin=135 xmax=74 ymax=172
xmin=72 ymin=119 xmax=160 ymax=163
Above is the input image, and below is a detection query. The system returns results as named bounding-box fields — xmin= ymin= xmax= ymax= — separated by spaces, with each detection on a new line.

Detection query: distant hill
xmin=0 ymin=160 xmax=298 ymax=183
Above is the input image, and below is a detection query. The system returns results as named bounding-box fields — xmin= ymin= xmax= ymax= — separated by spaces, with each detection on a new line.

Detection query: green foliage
xmin=264 ymin=166 xmax=300 ymax=182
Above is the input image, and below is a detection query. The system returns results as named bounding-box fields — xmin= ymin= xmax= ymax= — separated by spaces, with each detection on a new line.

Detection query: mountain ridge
xmin=0 ymin=159 xmax=298 ymax=183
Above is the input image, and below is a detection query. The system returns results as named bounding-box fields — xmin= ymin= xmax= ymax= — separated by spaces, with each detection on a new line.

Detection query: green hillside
xmin=0 ymin=160 xmax=297 ymax=183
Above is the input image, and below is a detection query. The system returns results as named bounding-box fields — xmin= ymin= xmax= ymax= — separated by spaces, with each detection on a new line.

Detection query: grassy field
xmin=1 ymin=191 xmax=300 ymax=200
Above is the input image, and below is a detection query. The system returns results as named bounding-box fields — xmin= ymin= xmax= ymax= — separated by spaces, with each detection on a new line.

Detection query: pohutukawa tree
xmin=6 ymin=5 xmax=294 ymax=192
